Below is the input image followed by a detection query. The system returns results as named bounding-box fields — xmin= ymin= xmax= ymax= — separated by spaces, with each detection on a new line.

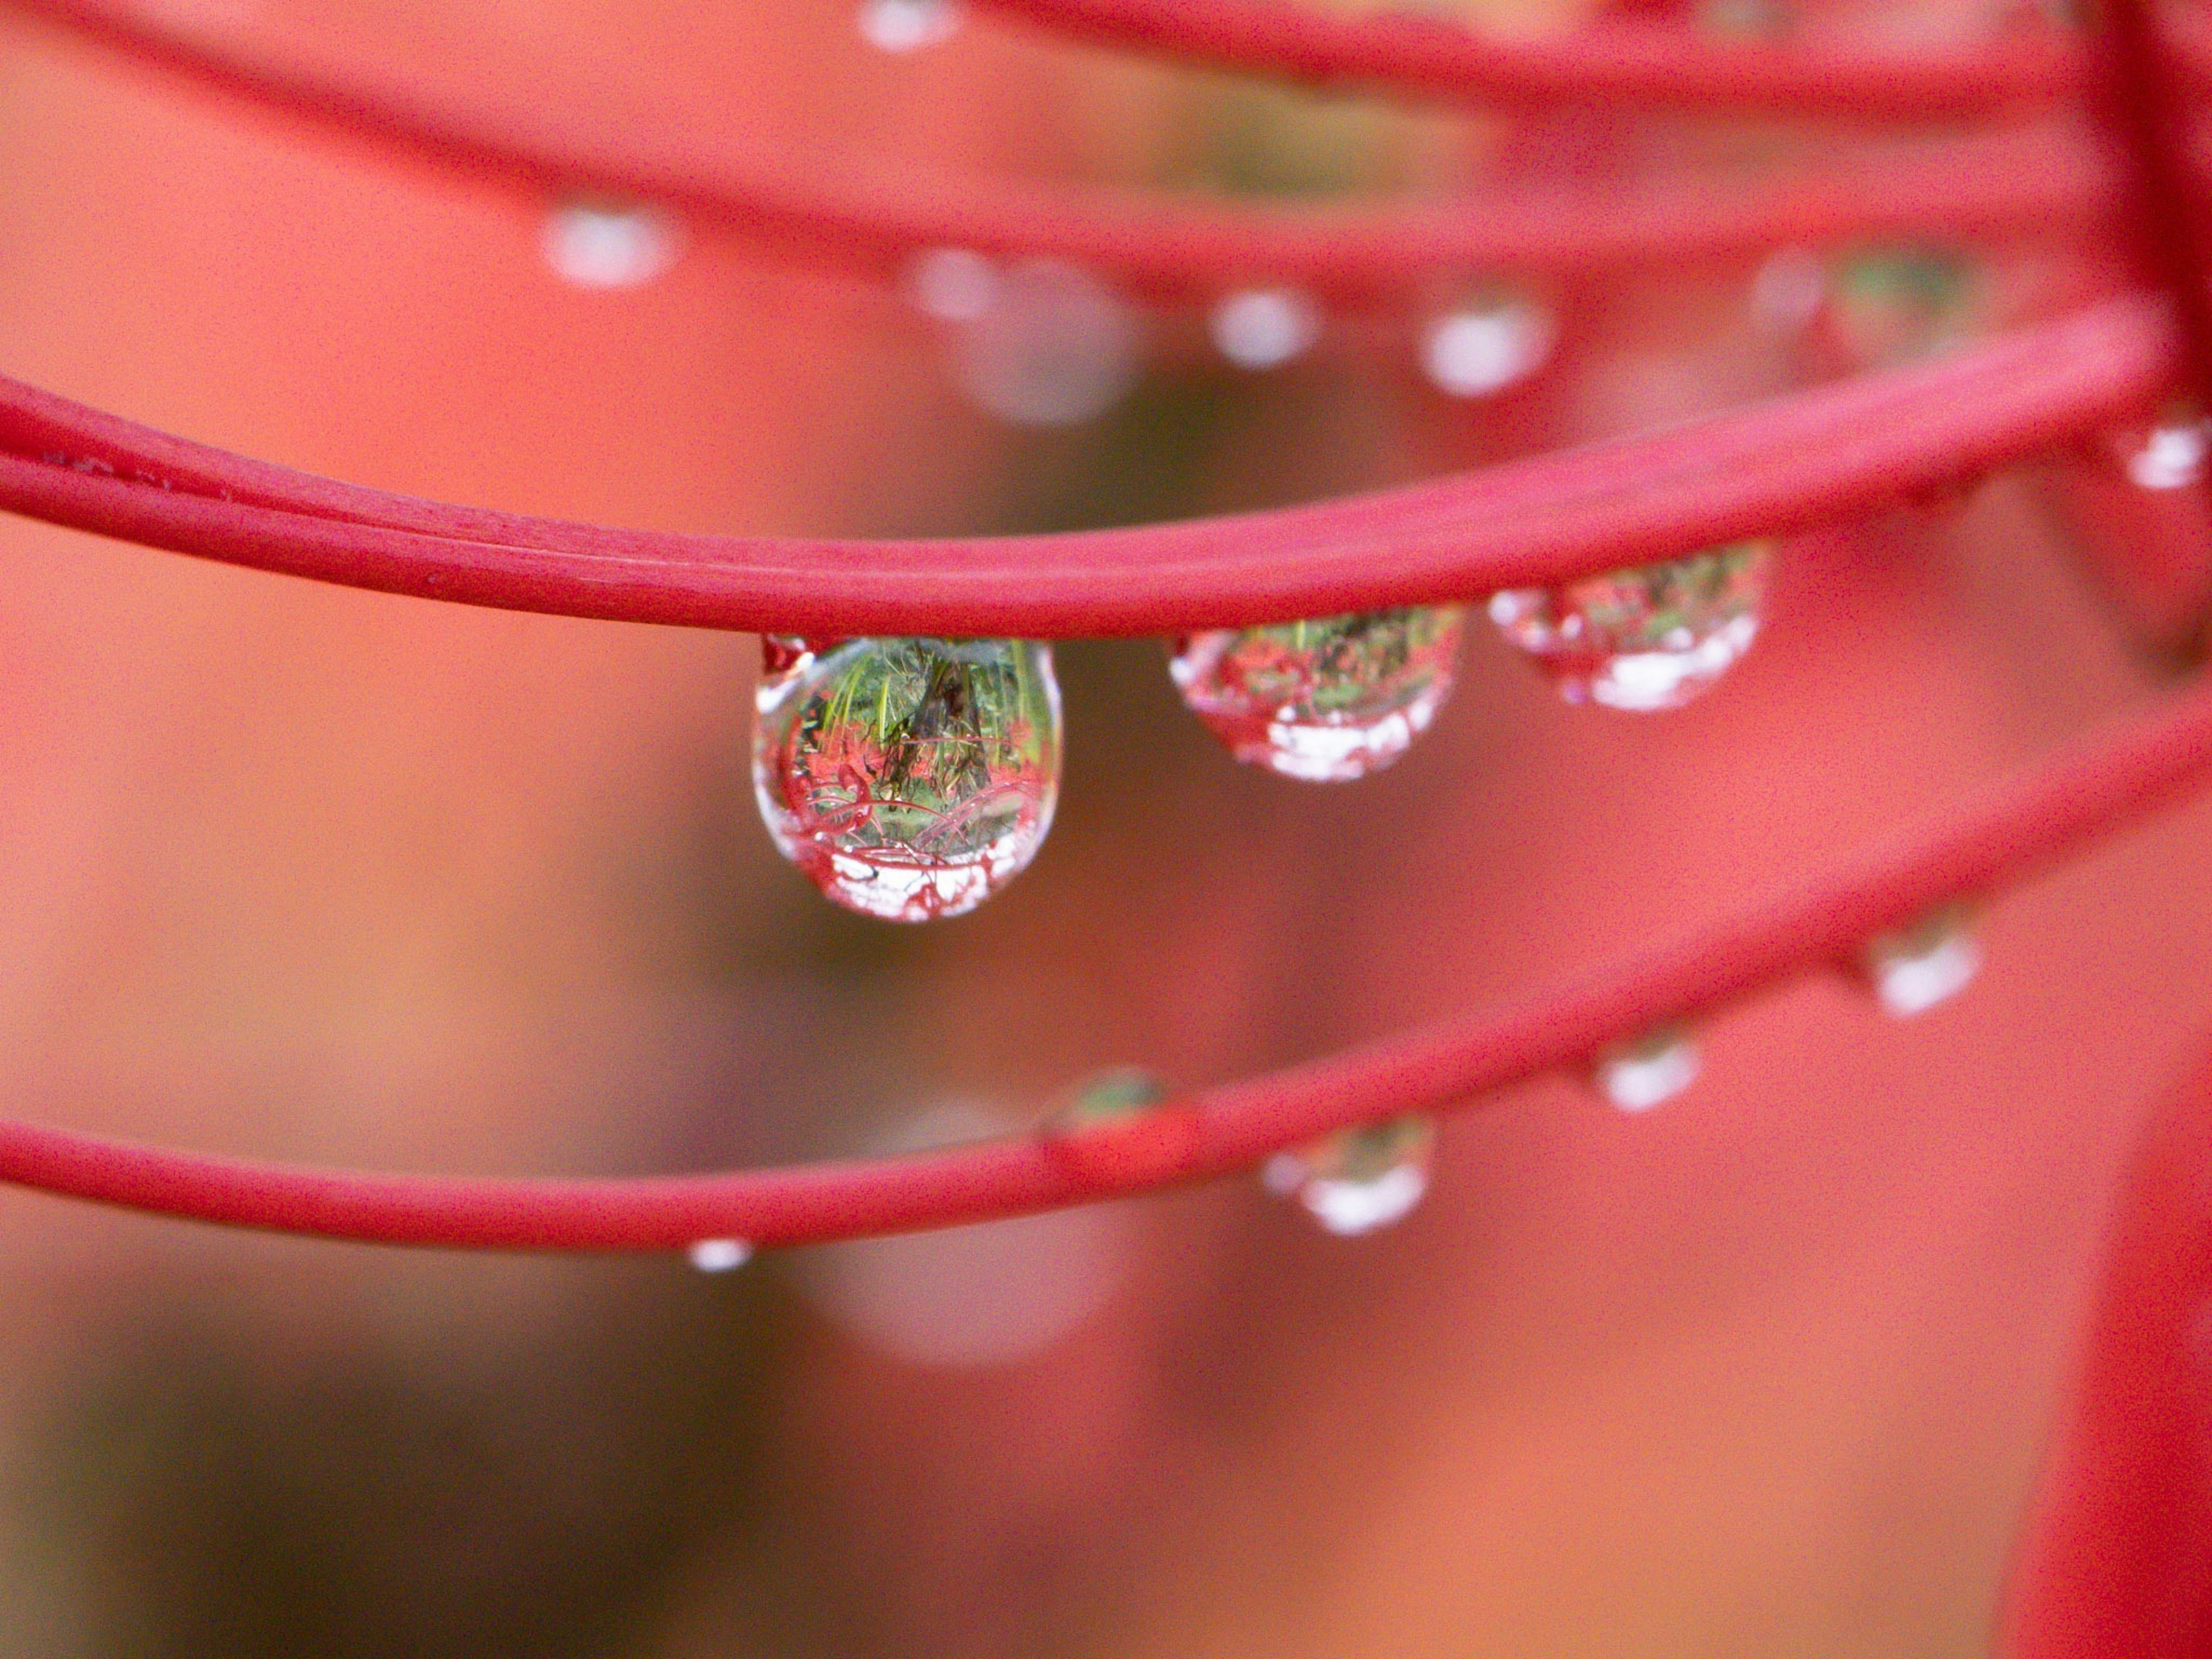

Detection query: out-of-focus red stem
xmin=972 ymin=0 xmax=2102 ymax=116
xmin=2 ymin=661 xmax=2210 ymax=1251
xmin=0 ymin=0 xmax=2127 ymax=299
xmin=1999 ymin=1041 xmax=2212 ymax=1657
xmin=0 ymin=297 xmax=2172 ymax=635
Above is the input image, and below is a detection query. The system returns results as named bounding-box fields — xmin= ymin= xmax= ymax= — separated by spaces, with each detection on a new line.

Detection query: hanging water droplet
xmin=907 ymin=247 xmax=999 ymax=321
xmin=540 ymin=199 xmax=684 ymax=289
xmin=1169 ymin=607 xmax=1465 ymax=781
xmin=1419 ymin=291 xmax=1555 ymax=398
xmin=687 ymin=1237 xmax=753 ymax=1272
xmin=946 ymin=257 xmax=1141 ymax=427
xmin=2123 ymin=416 xmax=2210 ymax=491
xmin=1488 ymin=543 xmax=1771 ymax=712
xmin=1597 ymin=1026 xmax=1699 ymax=1112
xmin=752 ymin=635 xmax=1061 ymax=921
xmin=1863 ymin=905 xmax=1980 ymax=1018
xmin=857 ymin=0 xmax=961 ymax=51
xmin=1210 ymin=287 xmax=1323 ymax=370
xmin=1047 ymin=1066 xmax=1170 ymax=1130
xmin=1262 ymin=1116 xmax=1435 ymax=1236
xmin=1824 ymin=247 xmax=1978 ymax=368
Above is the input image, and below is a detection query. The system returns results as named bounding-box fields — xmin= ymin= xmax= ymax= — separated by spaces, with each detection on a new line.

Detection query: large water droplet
xmin=1262 ymin=1116 xmax=1435 ymax=1236
xmin=1420 ymin=292 xmax=1555 ymax=398
xmin=1864 ymin=905 xmax=1980 ymax=1017
xmin=1597 ymin=1026 xmax=1699 ymax=1112
xmin=946 ymin=257 xmax=1141 ymax=427
xmin=540 ymin=199 xmax=684 ymax=289
xmin=1210 ymin=287 xmax=1323 ymax=370
xmin=1488 ymin=543 xmax=1771 ymax=712
xmin=1169 ymin=607 xmax=1465 ymax=781
xmin=687 ymin=1237 xmax=753 ymax=1273
xmin=1824 ymin=247 xmax=1978 ymax=368
xmin=752 ymin=635 xmax=1060 ymax=921
xmin=857 ymin=0 xmax=960 ymax=51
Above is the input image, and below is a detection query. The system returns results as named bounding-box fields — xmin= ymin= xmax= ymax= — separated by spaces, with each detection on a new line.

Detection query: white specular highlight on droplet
xmin=688 ymin=1238 xmax=753 ymax=1272
xmin=1421 ymin=297 xmax=1555 ymax=397
xmin=540 ymin=202 xmax=684 ymax=289
xmin=2128 ymin=422 xmax=2209 ymax=490
xmin=1866 ymin=910 xmax=1982 ymax=1017
xmin=1210 ymin=287 xmax=1323 ymax=370
xmin=946 ymin=257 xmax=1141 ymax=427
xmin=1599 ymin=1032 xmax=1700 ymax=1112
xmin=857 ymin=0 xmax=960 ymax=51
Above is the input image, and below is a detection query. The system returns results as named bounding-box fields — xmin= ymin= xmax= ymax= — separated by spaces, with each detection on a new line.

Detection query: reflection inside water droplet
xmin=752 ymin=635 xmax=1061 ymax=921
xmin=1598 ymin=1028 xmax=1699 ymax=1112
xmin=1263 ymin=1116 xmax=1435 ymax=1236
xmin=1489 ymin=544 xmax=1771 ymax=713
xmin=1865 ymin=906 xmax=1980 ymax=1017
xmin=1169 ymin=607 xmax=1464 ymax=781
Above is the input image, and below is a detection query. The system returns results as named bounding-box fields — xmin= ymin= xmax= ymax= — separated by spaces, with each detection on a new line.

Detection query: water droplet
xmin=1048 ymin=1066 xmax=1169 ymax=1130
xmin=1210 ymin=287 xmax=1323 ymax=370
xmin=1824 ymin=247 xmax=1978 ymax=368
xmin=688 ymin=1237 xmax=753 ymax=1272
xmin=1262 ymin=1116 xmax=1435 ymax=1236
xmin=1488 ymin=543 xmax=1771 ymax=712
xmin=1751 ymin=246 xmax=1827 ymax=336
xmin=1169 ymin=607 xmax=1464 ymax=781
xmin=1698 ymin=0 xmax=1791 ymax=35
xmin=1420 ymin=292 xmax=1555 ymax=398
xmin=946 ymin=257 xmax=1141 ymax=427
xmin=2123 ymin=418 xmax=2209 ymax=491
xmin=540 ymin=199 xmax=684 ymax=289
xmin=1864 ymin=905 xmax=1980 ymax=1017
xmin=752 ymin=635 xmax=1060 ymax=921
xmin=1597 ymin=1027 xmax=1699 ymax=1112
xmin=857 ymin=0 xmax=960 ymax=51
xmin=907 ymin=247 xmax=998 ymax=321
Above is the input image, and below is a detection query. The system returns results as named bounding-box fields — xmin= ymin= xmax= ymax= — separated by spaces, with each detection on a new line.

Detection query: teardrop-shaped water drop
xmin=752 ymin=635 xmax=1060 ymax=921
xmin=1420 ymin=291 xmax=1555 ymax=398
xmin=1210 ymin=287 xmax=1322 ymax=370
xmin=1864 ymin=905 xmax=1980 ymax=1018
xmin=1597 ymin=1026 xmax=1699 ymax=1113
xmin=1169 ymin=607 xmax=1465 ymax=781
xmin=946 ymin=257 xmax=1141 ymax=427
xmin=540 ymin=199 xmax=684 ymax=289
xmin=1823 ymin=247 xmax=1978 ymax=368
xmin=1262 ymin=1116 xmax=1435 ymax=1236
xmin=687 ymin=1237 xmax=753 ymax=1273
xmin=1488 ymin=543 xmax=1771 ymax=713
xmin=857 ymin=0 xmax=960 ymax=51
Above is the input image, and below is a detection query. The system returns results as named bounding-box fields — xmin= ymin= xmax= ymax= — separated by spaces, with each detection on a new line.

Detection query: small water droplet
xmin=2123 ymin=418 xmax=2209 ymax=491
xmin=907 ymin=247 xmax=999 ymax=321
xmin=857 ymin=0 xmax=960 ymax=51
xmin=1864 ymin=905 xmax=1980 ymax=1017
xmin=752 ymin=635 xmax=1061 ymax=921
xmin=1169 ymin=607 xmax=1464 ymax=781
xmin=1210 ymin=287 xmax=1323 ymax=370
xmin=1824 ymin=247 xmax=1978 ymax=368
xmin=1597 ymin=1027 xmax=1699 ymax=1112
xmin=687 ymin=1237 xmax=753 ymax=1272
xmin=1262 ymin=1116 xmax=1435 ymax=1236
xmin=1420 ymin=293 xmax=1555 ymax=398
xmin=1048 ymin=1067 xmax=1170 ymax=1130
xmin=946 ymin=257 xmax=1141 ymax=427
xmin=540 ymin=199 xmax=684 ymax=289
xmin=1698 ymin=0 xmax=1791 ymax=36
xmin=1488 ymin=543 xmax=1771 ymax=712
xmin=1751 ymin=247 xmax=1827 ymax=336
